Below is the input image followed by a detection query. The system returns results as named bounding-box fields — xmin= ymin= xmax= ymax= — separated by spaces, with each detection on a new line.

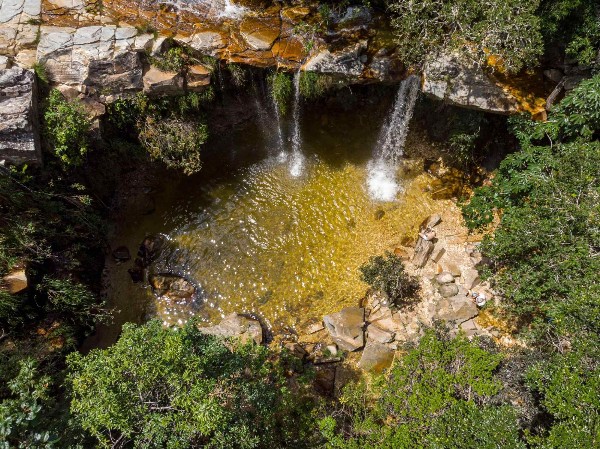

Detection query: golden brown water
xmin=151 ymin=155 xmax=441 ymax=332
xmin=93 ymin=89 xmax=449 ymax=346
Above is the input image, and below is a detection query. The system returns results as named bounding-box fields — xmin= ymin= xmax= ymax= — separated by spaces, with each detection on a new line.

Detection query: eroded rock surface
xmin=0 ymin=67 xmax=40 ymax=164
xmin=323 ymin=307 xmax=365 ymax=351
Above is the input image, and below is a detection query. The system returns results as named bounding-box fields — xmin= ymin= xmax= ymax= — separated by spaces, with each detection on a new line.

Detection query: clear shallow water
xmin=94 ymin=90 xmax=443 ymax=346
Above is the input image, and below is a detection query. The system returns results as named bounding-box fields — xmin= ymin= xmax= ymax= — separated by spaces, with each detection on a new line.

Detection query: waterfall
xmin=270 ymin=83 xmax=286 ymax=160
xmin=367 ymin=75 xmax=420 ymax=201
xmin=289 ymin=71 xmax=304 ymax=177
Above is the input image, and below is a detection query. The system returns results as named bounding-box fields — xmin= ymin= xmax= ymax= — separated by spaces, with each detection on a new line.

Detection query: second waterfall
xmin=367 ymin=75 xmax=420 ymax=201
xmin=289 ymin=71 xmax=305 ymax=177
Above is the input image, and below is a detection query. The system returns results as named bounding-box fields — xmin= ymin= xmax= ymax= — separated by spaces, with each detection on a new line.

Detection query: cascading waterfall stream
xmin=367 ymin=75 xmax=420 ymax=201
xmin=289 ymin=71 xmax=305 ymax=177
xmin=270 ymin=85 xmax=286 ymax=160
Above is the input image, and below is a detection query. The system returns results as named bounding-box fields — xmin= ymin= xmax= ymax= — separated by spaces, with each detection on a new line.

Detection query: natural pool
xmin=93 ymin=87 xmax=449 ymax=346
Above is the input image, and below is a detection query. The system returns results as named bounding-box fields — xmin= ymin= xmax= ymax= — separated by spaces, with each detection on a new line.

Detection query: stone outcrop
xmin=323 ymin=307 xmax=365 ymax=351
xmin=358 ymin=341 xmax=394 ymax=373
xmin=0 ymin=67 xmax=40 ymax=164
xmin=143 ymin=66 xmax=184 ymax=96
xmin=199 ymin=312 xmax=263 ymax=345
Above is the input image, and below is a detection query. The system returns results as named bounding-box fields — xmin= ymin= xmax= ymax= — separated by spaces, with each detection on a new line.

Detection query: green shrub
xmin=359 ymin=251 xmax=419 ymax=307
xmin=139 ymin=117 xmax=207 ymax=175
xmin=461 ymin=75 xmax=600 ymax=340
xmin=388 ymin=0 xmax=543 ymax=73
xmin=67 ymin=320 xmax=318 ymax=448
xmin=151 ymin=46 xmax=189 ymax=73
xmin=268 ymin=71 xmax=293 ymax=115
xmin=299 ymin=71 xmax=335 ymax=100
xmin=320 ymin=329 xmax=523 ymax=448
xmin=43 ymin=90 xmax=91 ymax=167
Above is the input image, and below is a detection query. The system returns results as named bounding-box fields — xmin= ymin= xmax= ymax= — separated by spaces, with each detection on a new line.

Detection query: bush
xmin=67 ymin=320 xmax=317 ymax=448
xmin=461 ymin=75 xmax=600 ymax=340
xmin=139 ymin=117 xmax=207 ymax=175
xmin=299 ymin=72 xmax=335 ymax=100
xmin=359 ymin=251 xmax=419 ymax=307
xmin=43 ymin=90 xmax=91 ymax=167
xmin=388 ymin=0 xmax=543 ymax=73
xmin=268 ymin=71 xmax=293 ymax=115
xmin=151 ymin=46 xmax=189 ymax=73
xmin=320 ymin=329 xmax=524 ymax=448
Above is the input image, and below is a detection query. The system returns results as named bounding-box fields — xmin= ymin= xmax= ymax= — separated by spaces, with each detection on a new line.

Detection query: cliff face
xmin=0 ymin=0 xmax=548 ymax=165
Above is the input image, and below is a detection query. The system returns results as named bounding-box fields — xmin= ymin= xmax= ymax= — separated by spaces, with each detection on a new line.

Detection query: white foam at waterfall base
xmin=366 ymin=159 xmax=402 ymax=202
xmin=289 ymin=151 xmax=305 ymax=178
xmin=367 ymin=75 xmax=420 ymax=201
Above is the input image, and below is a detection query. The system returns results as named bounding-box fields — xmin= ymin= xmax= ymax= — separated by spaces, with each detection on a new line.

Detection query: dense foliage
xmin=43 ymin=90 xmax=92 ymax=167
xmin=388 ymin=0 xmax=543 ymax=73
xmin=67 ymin=321 xmax=317 ymax=449
xmin=268 ymin=71 xmax=293 ymax=115
xmin=320 ymin=329 xmax=524 ymax=448
xmin=107 ymin=91 xmax=213 ymax=175
xmin=462 ymin=75 xmax=600 ymax=340
xmin=359 ymin=252 xmax=419 ymax=307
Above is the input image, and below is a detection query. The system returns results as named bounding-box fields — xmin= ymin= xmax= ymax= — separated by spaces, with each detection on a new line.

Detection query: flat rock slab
xmin=358 ymin=341 xmax=394 ymax=373
xmin=324 ymin=307 xmax=365 ymax=351
xmin=199 ymin=313 xmax=263 ymax=345
xmin=435 ymin=296 xmax=479 ymax=323
xmin=239 ymin=16 xmax=280 ymax=51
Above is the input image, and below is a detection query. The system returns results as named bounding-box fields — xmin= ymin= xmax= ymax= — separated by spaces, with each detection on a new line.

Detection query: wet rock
xmin=199 ymin=313 xmax=263 ymax=345
xmin=150 ymin=274 xmax=195 ymax=299
xmin=143 ymin=66 xmax=184 ymax=96
xmin=358 ymin=341 xmax=394 ymax=373
xmin=323 ymin=307 xmax=365 ymax=351
xmin=112 ymin=246 xmax=131 ymax=261
xmin=438 ymin=283 xmax=459 ymax=298
xmin=412 ymin=237 xmax=435 ymax=268
xmin=366 ymin=323 xmax=395 ymax=344
xmin=128 ymin=259 xmax=144 ymax=283
xmin=2 ymin=269 xmax=27 ymax=294
xmin=281 ymin=6 xmax=310 ymax=21
xmin=435 ymin=271 xmax=455 ymax=284
xmin=138 ymin=235 xmax=164 ymax=266
xmin=0 ymin=67 xmax=41 ymax=165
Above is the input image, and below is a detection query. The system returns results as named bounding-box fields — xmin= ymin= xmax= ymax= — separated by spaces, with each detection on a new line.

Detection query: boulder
xmin=303 ymin=42 xmax=367 ymax=77
xmin=462 ymin=268 xmax=481 ymax=290
xmin=150 ymin=274 xmax=195 ymax=299
xmin=423 ymin=52 xmax=518 ymax=114
xmin=143 ymin=66 xmax=184 ymax=96
xmin=186 ymin=64 xmax=211 ymax=91
xmin=436 ymin=296 xmax=479 ymax=323
xmin=199 ymin=313 xmax=263 ymax=344
xmin=412 ymin=237 xmax=435 ymax=268
xmin=138 ymin=235 xmax=165 ymax=266
xmin=438 ymin=283 xmax=459 ymax=298
xmin=435 ymin=272 xmax=455 ymax=284
xmin=358 ymin=341 xmax=394 ymax=373
xmin=0 ymin=67 xmax=41 ymax=165
xmin=366 ymin=323 xmax=395 ymax=344
xmin=323 ymin=307 xmax=365 ymax=351
xmin=420 ymin=213 xmax=442 ymax=230
xmin=2 ymin=269 xmax=27 ymax=294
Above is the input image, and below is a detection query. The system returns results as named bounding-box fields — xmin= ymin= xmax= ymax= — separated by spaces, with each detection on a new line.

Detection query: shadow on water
xmin=85 ymin=83 xmax=416 ymax=349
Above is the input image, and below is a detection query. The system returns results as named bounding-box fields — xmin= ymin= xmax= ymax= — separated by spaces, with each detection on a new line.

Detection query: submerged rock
xmin=199 ymin=313 xmax=263 ymax=345
xmin=323 ymin=307 xmax=365 ymax=351
xmin=112 ymin=246 xmax=131 ymax=261
xmin=150 ymin=274 xmax=195 ymax=299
